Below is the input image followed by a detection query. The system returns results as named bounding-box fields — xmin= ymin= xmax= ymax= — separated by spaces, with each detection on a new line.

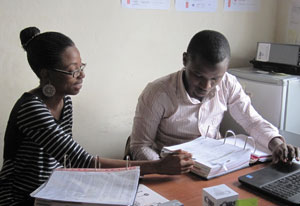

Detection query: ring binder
xmin=64 ymin=154 xmax=71 ymax=169
xmin=95 ymin=155 xmax=101 ymax=170
xmin=244 ymin=136 xmax=256 ymax=154
xmin=126 ymin=155 xmax=131 ymax=170
xmin=223 ymin=130 xmax=236 ymax=145
xmin=160 ymin=132 xmax=265 ymax=179
xmin=205 ymin=125 xmax=210 ymax=139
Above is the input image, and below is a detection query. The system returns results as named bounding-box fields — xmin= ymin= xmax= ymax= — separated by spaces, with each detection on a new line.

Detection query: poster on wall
xmin=224 ymin=0 xmax=260 ymax=11
xmin=287 ymin=0 xmax=300 ymax=44
xmin=121 ymin=0 xmax=170 ymax=10
xmin=175 ymin=0 xmax=218 ymax=12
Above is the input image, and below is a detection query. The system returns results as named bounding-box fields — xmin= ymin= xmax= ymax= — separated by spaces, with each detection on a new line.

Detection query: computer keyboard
xmin=262 ymin=171 xmax=300 ymax=199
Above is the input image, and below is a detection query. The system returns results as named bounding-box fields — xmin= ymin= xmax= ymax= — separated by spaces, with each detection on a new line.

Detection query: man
xmin=130 ymin=30 xmax=299 ymax=164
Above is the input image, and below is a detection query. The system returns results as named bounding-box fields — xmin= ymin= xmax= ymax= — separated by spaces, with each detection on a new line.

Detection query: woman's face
xmin=50 ymin=46 xmax=85 ymax=96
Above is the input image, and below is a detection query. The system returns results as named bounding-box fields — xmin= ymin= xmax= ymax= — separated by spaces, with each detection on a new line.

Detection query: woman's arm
xmin=91 ymin=150 xmax=194 ymax=175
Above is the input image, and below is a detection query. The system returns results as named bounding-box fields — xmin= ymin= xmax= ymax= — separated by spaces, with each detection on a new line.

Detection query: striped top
xmin=0 ymin=93 xmax=93 ymax=206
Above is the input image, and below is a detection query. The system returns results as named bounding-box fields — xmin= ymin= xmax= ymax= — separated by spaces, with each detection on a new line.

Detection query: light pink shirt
xmin=130 ymin=69 xmax=280 ymax=160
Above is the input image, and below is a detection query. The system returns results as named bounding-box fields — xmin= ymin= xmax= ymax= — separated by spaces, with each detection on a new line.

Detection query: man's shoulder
xmin=139 ymin=70 xmax=182 ymax=103
xmin=222 ymin=72 xmax=237 ymax=82
xmin=151 ymin=70 xmax=180 ymax=84
xmin=220 ymin=72 xmax=239 ymax=88
xmin=144 ymin=70 xmax=181 ymax=92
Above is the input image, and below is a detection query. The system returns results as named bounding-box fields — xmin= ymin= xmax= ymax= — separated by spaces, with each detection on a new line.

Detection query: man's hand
xmin=157 ymin=150 xmax=194 ymax=175
xmin=269 ymin=137 xmax=300 ymax=164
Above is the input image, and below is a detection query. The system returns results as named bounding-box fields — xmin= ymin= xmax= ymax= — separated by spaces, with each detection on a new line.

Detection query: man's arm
xmin=130 ymin=83 xmax=166 ymax=160
xmin=226 ymin=75 xmax=278 ymax=148
xmin=226 ymin=75 xmax=299 ymax=163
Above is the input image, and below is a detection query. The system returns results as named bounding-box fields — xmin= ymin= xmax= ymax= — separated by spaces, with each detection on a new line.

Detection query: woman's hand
xmin=156 ymin=150 xmax=194 ymax=175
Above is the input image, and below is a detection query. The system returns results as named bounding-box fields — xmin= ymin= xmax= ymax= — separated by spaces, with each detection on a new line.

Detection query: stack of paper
xmin=221 ymin=134 xmax=272 ymax=162
xmin=32 ymin=167 xmax=140 ymax=206
xmin=161 ymin=136 xmax=256 ymax=179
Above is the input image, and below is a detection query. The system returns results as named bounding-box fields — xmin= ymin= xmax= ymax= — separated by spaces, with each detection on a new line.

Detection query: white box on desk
xmin=202 ymin=184 xmax=238 ymax=206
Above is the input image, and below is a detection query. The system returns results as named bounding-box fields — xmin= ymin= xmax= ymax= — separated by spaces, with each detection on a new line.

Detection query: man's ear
xmin=183 ymin=52 xmax=188 ymax=67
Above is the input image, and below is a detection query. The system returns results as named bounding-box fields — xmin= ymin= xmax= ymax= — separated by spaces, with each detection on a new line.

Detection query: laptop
xmin=238 ymin=130 xmax=300 ymax=205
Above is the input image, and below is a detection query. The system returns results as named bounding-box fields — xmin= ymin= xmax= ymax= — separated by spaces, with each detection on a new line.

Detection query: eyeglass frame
xmin=51 ymin=63 xmax=86 ymax=78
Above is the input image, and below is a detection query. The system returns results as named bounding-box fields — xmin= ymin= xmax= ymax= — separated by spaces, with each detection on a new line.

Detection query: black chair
xmin=123 ymin=136 xmax=132 ymax=160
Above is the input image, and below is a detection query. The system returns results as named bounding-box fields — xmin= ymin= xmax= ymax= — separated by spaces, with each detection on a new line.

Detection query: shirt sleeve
xmin=226 ymin=74 xmax=282 ymax=148
xmin=130 ymin=83 xmax=166 ymax=160
xmin=16 ymin=97 xmax=93 ymax=168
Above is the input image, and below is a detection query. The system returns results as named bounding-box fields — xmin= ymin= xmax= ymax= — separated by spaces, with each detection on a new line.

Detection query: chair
xmin=123 ymin=136 xmax=132 ymax=160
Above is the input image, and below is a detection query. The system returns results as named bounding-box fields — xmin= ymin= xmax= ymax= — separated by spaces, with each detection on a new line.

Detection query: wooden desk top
xmin=141 ymin=163 xmax=282 ymax=206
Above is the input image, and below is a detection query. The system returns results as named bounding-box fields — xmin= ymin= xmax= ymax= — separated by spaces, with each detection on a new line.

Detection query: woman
xmin=0 ymin=27 xmax=194 ymax=206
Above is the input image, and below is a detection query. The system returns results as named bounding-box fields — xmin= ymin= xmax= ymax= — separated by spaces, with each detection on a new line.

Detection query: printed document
xmin=224 ymin=0 xmax=260 ymax=11
xmin=175 ymin=0 xmax=218 ymax=12
xmin=161 ymin=136 xmax=253 ymax=179
xmin=31 ymin=167 xmax=140 ymax=205
xmin=134 ymin=184 xmax=168 ymax=206
xmin=121 ymin=0 xmax=170 ymax=10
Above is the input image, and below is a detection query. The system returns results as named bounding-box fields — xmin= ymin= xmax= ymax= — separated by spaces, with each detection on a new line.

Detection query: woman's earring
xmin=42 ymin=83 xmax=56 ymax=97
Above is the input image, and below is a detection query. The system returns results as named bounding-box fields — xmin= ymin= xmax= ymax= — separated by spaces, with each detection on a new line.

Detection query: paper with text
xmin=134 ymin=184 xmax=168 ymax=206
xmin=175 ymin=0 xmax=218 ymax=12
xmin=31 ymin=167 xmax=140 ymax=205
xmin=161 ymin=136 xmax=252 ymax=178
xmin=121 ymin=0 xmax=170 ymax=10
xmin=220 ymin=134 xmax=271 ymax=162
xmin=224 ymin=0 xmax=260 ymax=11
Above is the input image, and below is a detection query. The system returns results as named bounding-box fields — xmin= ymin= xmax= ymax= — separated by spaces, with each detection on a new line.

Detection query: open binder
xmin=31 ymin=166 xmax=140 ymax=206
xmin=161 ymin=131 xmax=271 ymax=179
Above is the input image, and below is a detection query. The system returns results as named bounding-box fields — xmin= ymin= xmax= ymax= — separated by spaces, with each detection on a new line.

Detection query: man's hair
xmin=187 ymin=30 xmax=231 ymax=64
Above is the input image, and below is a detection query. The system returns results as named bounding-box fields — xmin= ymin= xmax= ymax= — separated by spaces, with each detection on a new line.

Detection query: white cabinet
xmin=220 ymin=67 xmax=300 ymax=135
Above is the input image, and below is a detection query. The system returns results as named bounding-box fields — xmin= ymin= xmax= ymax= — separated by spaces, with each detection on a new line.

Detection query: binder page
xmin=218 ymin=134 xmax=272 ymax=161
xmin=31 ymin=167 xmax=140 ymax=205
xmin=162 ymin=137 xmax=251 ymax=166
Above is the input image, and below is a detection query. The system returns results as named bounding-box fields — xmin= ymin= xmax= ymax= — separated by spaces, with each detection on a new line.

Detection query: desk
xmin=141 ymin=163 xmax=281 ymax=206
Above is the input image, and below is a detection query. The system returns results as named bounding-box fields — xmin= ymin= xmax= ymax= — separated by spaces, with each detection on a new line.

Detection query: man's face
xmin=183 ymin=53 xmax=229 ymax=101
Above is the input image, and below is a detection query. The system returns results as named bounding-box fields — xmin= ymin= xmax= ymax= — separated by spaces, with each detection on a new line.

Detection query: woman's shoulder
xmin=17 ymin=93 xmax=72 ymax=107
xmin=13 ymin=92 xmax=43 ymax=110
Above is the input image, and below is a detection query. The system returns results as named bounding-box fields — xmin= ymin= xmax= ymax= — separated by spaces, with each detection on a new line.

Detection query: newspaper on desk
xmin=31 ymin=167 xmax=140 ymax=206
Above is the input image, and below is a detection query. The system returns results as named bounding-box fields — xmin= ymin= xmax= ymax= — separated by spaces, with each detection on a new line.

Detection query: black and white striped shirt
xmin=0 ymin=93 xmax=93 ymax=206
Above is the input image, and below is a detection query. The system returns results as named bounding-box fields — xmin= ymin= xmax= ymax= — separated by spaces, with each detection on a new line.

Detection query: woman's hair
xmin=20 ymin=27 xmax=75 ymax=77
xmin=187 ymin=30 xmax=231 ymax=65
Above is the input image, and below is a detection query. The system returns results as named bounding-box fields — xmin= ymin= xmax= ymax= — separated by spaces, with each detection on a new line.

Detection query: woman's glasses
xmin=52 ymin=63 xmax=86 ymax=78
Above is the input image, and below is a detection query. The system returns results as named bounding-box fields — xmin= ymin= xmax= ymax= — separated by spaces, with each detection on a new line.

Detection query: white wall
xmin=275 ymin=0 xmax=300 ymax=44
xmin=0 ymin=0 xmax=280 ymax=165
